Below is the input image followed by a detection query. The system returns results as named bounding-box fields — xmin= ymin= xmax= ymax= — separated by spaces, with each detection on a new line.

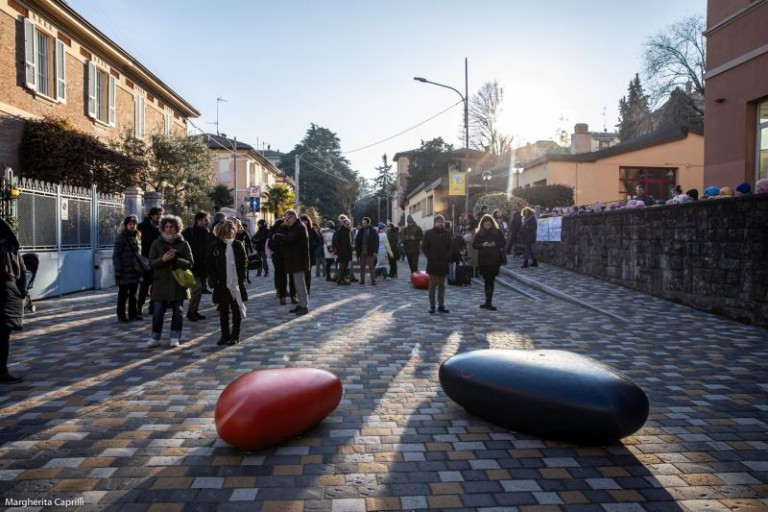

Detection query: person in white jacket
xmin=374 ymin=223 xmax=394 ymax=280
xmin=320 ymin=221 xmax=337 ymax=281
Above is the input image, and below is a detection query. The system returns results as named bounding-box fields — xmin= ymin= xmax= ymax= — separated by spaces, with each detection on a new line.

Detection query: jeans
xmin=116 ymin=282 xmax=139 ymax=320
xmin=524 ymin=243 xmax=536 ymax=263
xmin=151 ymin=300 xmax=184 ymax=340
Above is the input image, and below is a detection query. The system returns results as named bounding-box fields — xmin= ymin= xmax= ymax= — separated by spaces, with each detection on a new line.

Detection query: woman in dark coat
xmin=207 ymin=220 xmax=247 ymax=346
xmin=332 ymin=216 xmax=353 ymax=285
xmin=268 ymin=219 xmax=296 ymax=305
xmin=520 ymin=207 xmax=538 ymax=268
xmin=112 ymin=215 xmax=143 ymax=322
xmin=252 ymin=219 xmax=270 ymax=277
xmin=472 ymin=214 xmax=507 ymax=311
xmin=1 ymin=217 xmax=26 ymax=383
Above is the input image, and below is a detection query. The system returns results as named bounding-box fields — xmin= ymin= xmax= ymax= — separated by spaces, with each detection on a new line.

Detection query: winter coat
xmin=332 ymin=225 xmax=353 ymax=260
xmin=148 ymin=235 xmax=193 ymax=302
xmin=0 ymin=218 xmax=26 ymax=331
xmin=355 ymin=226 xmax=379 ymax=257
xmin=473 ymin=229 xmax=506 ymax=269
xmin=276 ymin=219 xmax=310 ymax=273
xmin=181 ymin=225 xmax=213 ymax=279
xmin=320 ymin=227 xmax=336 ymax=259
xmin=252 ymin=225 xmax=269 ymax=253
xmin=509 ymin=211 xmax=522 ymax=236
xmin=235 ymin=231 xmax=253 ymax=255
xmin=520 ymin=215 xmax=538 ymax=245
xmin=206 ymin=239 xmax=247 ymax=305
xmin=307 ymin=225 xmax=322 ymax=267
xmin=421 ymin=227 xmax=453 ymax=276
xmin=137 ymin=218 xmax=161 ymax=258
xmin=386 ymin=226 xmax=400 ymax=259
xmin=112 ymin=230 xmax=143 ymax=285
xmin=400 ymin=216 xmax=423 ymax=254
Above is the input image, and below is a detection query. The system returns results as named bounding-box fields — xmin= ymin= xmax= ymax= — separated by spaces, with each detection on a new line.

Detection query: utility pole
xmin=233 ymin=137 xmax=238 ymax=212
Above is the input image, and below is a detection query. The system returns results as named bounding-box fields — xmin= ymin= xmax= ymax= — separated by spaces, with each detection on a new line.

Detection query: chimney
xmin=571 ymin=123 xmax=591 ymax=154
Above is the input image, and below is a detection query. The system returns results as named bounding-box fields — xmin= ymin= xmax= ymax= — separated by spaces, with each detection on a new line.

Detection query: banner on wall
xmin=448 ymin=171 xmax=466 ymax=196
xmin=536 ymin=216 xmax=562 ymax=242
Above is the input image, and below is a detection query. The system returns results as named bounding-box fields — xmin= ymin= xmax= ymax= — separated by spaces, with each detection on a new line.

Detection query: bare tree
xmin=643 ymin=14 xmax=705 ymax=115
xmin=469 ymin=81 xmax=513 ymax=161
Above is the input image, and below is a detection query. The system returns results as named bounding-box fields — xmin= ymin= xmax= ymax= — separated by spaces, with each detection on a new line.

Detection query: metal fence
xmin=1 ymin=177 xmax=124 ymax=298
xmin=13 ymin=178 xmax=124 ymax=250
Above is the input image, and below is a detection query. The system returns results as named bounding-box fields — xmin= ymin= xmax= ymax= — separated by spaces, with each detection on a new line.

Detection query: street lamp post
xmin=294 ymin=148 xmax=315 ymax=211
xmin=414 ymin=57 xmax=470 ymax=215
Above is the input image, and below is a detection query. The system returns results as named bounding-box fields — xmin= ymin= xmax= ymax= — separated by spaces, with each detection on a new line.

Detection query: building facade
xmin=0 ymin=0 xmax=199 ymax=171
xmin=704 ymin=0 xmax=768 ymax=187
xmin=518 ymin=125 xmax=704 ymax=207
xmin=203 ymin=134 xmax=290 ymax=229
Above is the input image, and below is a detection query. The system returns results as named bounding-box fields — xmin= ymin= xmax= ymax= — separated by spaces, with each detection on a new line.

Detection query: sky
xmin=67 ymin=0 xmax=706 ymax=181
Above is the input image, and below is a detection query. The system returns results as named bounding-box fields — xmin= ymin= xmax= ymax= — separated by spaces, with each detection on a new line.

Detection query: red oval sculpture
xmin=215 ymin=368 xmax=343 ymax=450
xmin=411 ymin=271 xmax=429 ymax=289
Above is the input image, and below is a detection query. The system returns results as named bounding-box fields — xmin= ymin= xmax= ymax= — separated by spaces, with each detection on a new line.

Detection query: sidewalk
xmin=0 ymin=260 xmax=766 ymax=511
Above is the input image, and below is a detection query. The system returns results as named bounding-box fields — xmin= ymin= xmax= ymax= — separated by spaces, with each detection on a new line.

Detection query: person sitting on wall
xmin=633 ymin=185 xmax=655 ymax=206
xmin=735 ymin=182 xmax=752 ymax=196
xmin=756 ymin=179 xmax=768 ymax=194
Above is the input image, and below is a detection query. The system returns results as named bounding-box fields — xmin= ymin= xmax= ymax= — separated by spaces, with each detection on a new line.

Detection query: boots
xmin=531 ymin=259 xmax=538 ymax=267
xmin=521 ymin=261 xmax=528 ymax=268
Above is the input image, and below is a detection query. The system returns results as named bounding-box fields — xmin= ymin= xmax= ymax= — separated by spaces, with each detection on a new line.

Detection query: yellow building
xmin=518 ymin=125 xmax=704 ymax=206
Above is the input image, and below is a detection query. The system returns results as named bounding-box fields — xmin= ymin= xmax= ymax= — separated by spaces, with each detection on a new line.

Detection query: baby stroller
xmin=22 ymin=253 xmax=39 ymax=313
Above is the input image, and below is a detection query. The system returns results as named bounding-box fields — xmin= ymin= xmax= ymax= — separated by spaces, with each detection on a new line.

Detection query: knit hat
xmin=434 ymin=214 xmax=445 ymax=223
xmin=719 ymin=186 xmax=734 ymax=197
xmin=124 ymin=215 xmax=138 ymax=226
xmin=703 ymin=186 xmax=720 ymax=198
xmin=378 ymin=222 xmax=385 ymax=228
xmin=735 ymin=182 xmax=751 ymax=194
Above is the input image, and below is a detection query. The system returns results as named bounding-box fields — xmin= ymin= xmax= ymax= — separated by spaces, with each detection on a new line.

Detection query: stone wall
xmin=536 ymin=195 xmax=768 ymax=328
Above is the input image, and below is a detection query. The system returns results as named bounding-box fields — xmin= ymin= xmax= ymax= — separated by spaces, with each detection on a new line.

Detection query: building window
xmin=426 ymin=195 xmax=434 ymax=216
xmin=23 ymin=18 xmax=66 ymax=102
xmin=134 ymin=95 xmax=145 ymax=139
xmin=620 ymin=167 xmax=676 ymax=202
xmin=164 ymin=110 xmax=173 ymax=135
xmin=758 ymin=100 xmax=768 ymax=182
xmin=87 ymin=61 xmax=115 ymax=125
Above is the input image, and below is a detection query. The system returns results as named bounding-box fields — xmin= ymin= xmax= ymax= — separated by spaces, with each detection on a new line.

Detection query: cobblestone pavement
xmin=1 ymin=258 xmax=766 ymax=512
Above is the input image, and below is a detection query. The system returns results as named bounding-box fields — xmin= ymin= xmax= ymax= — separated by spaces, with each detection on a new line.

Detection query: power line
xmin=342 ymin=100 xmax=462 ymax=155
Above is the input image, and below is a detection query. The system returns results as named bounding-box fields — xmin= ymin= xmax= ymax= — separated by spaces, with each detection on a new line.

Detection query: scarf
xmin=161 ymin=232 xmax=180 ymax=244
xmin=224 ymin=239 xmax=246 ymax=318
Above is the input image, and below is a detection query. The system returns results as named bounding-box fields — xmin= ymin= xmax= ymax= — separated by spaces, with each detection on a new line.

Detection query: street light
xmin=414 ymin=57 xmax=470 ymax=214
xmin=294 ymin=148 xmax=315 ymax=210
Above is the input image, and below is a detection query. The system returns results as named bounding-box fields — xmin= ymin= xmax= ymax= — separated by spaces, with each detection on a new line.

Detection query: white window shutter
xmin=55 ymin=39 xmax=66 ymax=102
xmin=108 ymin=74 xmax=116 ymax=126
xmin=87 ymin=61 xmax=96 ymax=118
xmin=135 ymin=95 xmax=145 ymax=139
xmin=24 ymin=18 xmax=37 ymax=89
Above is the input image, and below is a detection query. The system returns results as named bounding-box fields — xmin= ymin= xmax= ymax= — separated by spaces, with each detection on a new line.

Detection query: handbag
xmin=172 ymin=267 xmax=196 ymax=289
xmin=134 ymin=251 xmax=151 ymax=274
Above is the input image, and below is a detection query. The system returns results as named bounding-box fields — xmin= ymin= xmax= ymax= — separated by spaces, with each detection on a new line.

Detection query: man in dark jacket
xmin=0 ymin=216 xmax=26 ymax=383
xmin=354 ymin=217 xmax=379 ymax=286
xmin=136 ymin=206 xmax=163 ymax=314
xmin=182 ymin=211 xmax=212 ymax=321
xmin=274 ymin=210 xmax=310 ymax=315
xmin=332 ymin=217 xmax=353 ymax=285
xmin=421 ymin=214 xmax=453 ymax=314
xmin=252 ymin=219 xmax=270 ymax=277
xmin=505 ymin=209 xmax=522 ymax=256
xmin=400 ymin=215 xmax=423 ymax=273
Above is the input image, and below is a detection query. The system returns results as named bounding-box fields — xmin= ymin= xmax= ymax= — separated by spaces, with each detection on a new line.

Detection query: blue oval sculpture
xmin=439 ymin=349 xmax=649 ymax=444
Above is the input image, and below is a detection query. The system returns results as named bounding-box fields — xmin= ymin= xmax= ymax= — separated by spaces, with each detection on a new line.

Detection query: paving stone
xmin=0 ymin=261 xmax=764 ymax=511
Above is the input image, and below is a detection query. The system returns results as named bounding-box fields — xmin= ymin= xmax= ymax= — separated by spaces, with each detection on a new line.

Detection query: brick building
xmin=0 ymin=0 xmax=199 ymax=171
